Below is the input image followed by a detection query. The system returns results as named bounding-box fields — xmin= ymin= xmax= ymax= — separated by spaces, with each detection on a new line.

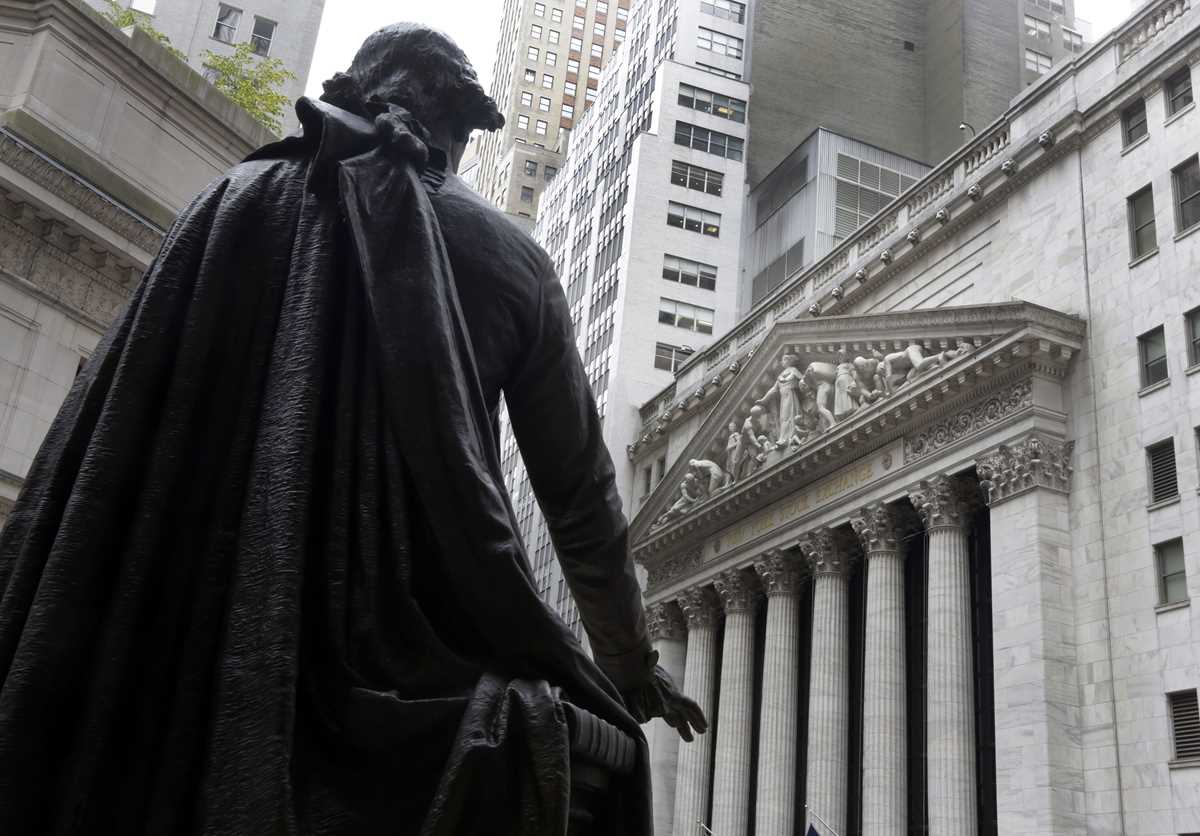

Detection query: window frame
xmin=653 ymin=342 xmax=690 ymax=373
xmin=527 ymin=46 xmax=540 ymax=61
xmin=535 ymin=119 xmax=548 ymax=136
xmin=1166 ymin=67 xmax=1194 ymax=117
xmin=517 ymin=114 xmax=530 ymax=130
xmin=530 ymin=23 xmax=543 ymax=39
xmin=524 ymin=160 xmax=538 ymax=177
xmin=1062 ymin=27 xmax=1084 ymax=52
xmin=520 ymin=186 xmax=535 ymax=204
xmin=542 ymin=73 xmax=554 ymax=88
xmin=699 ymin=0 xmax=746 ymax=24
xmin=520 ymin=91 xmax=534 ymax=107
xmin=1168 ymin=689 xmax=1200 ymax=761
xmin=1128 ymin=185 xmax=1158 ymax=260
xmin=1122 ymin=98 xmax=1148 ymax=146
xmin=1186 ymin=307 xmax=1200 ymax=367
xmin=249 ymin=16 xmax=275 ymax=56
xmin=1146 ymin=437 xmax=1179 ymax=504
xmin=1024 ymin=14 xmax=1050 ymax=40
xmin=666 ymin=200 xmax=721 ymax=238
xmin=1024 ymin=48 xmax=1052 ymax=74
xmin=1155 ymin=538 xmax=1188 ymax=606
xmin=1139 ymin=325 xmax=1168 ymax=387
xmin=212 ymin=3 xmax=242 ymax=44
xmin=657 ymin=297 xmax=715 ymax=335
xmin=662 ymin=253 xmax=718 ymax=291
xmin=670 ymin=159 xmax=725 ymax=196
xmin=697 ymin=26 xmax=744 ymax=59
xmin=1172 ymin=155 xmax=1200 ymax=234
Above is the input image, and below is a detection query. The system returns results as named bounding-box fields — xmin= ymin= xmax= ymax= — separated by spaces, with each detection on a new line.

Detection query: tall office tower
xmin=497 ymin=0 xmax=750 ymax=640
xmin=88 ymin=0 xmax=326 ymax=131
xmin=474 ymin=0 xmax=631 ymax=225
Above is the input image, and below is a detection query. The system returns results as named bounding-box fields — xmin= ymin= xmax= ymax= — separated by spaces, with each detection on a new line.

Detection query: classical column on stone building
xmin=849 ymin=501 xmax=908 ymax=836
xmin=709 ymin=567 xmax=760 ymax=836
xmin=672 ymin=584 xmax=722 ymax=836
xmin=908 ymin=473 xmax=979 ymax=836
xmin=976 ymin=434 xmax=1082 ymax=836
xmin=646 ymin=600 xmax=688 ymax=836
xmin=798 ymin=526 xmax=856 ymax=836
xmin=752 ymin=548 xmax=808 ymax=836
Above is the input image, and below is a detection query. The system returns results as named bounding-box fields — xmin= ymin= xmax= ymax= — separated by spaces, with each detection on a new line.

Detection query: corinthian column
xmin=798 ymin=527 xmax=856 ymax=836
xmin=710 ymin=567 xmax=760 ymax=836
xmin=849 ymin=502 xmax=907 ymax=836
xmin=672 ymin=585 xmax=721 ymax=836
xmin=646 ymin=601 xmax=687 ymax=836
xmin=752 ymin=549 xmax=807 ymax=836
xmin=909 ymin=474 xmax=978 ymax=836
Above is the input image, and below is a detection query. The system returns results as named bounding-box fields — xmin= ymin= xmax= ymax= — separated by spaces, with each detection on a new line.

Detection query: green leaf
xmin=201 ymin=42 xmax=298 ymax=135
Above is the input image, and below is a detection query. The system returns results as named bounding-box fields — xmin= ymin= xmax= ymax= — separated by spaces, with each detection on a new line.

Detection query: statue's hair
xmin=320 ymin=23 xmax=504 ymax=141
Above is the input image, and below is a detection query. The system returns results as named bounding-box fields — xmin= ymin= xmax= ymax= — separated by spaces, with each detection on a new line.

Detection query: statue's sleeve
xmin=503 ymin=262 xmax=653 ymax=692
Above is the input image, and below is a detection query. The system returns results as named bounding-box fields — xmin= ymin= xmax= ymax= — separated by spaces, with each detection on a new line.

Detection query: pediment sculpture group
xmin=652 ymin=338 xmax=975 ymax=529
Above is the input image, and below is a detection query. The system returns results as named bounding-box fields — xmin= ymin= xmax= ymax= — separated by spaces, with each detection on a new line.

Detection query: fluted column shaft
xmin=711 ymin=569 xmax=760 ymax=836
xmin=911 ymin=476 xmax=978 ymax=836
xmin=672 ymin=586 xmax=721 ymax=836
xmin=646 ymin=602 xmax=688 ymax=836
xmin=851 ymin=503 xmax=907 ymax=836
xmin=753 ymin=551 xmax=807 ymax=836
xmin=799 ymin=528 xmax=855 ymax=836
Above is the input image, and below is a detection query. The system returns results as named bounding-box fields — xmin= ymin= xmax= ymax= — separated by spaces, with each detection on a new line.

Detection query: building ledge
xmin=1129 ymin=248 xmax=1160 ymax=269
xmin=1146 ymin=495 xmax=1181 ymax=511
xmin=1173 ymin=222 xmax=1200 ymax=244
xmin=1169 ymin=757 xmax=1200 ymax=771
xmin=1137 ymin=378 xmax=1170 ymax=397
xmin=1121 ymin=133 xmax=1150 ymax=156
xmin=1155 ymin=599 xmax=1190 ymax=614
xmin=1186 ymin=363 xmax=1200 ymax=376
xmin=1164 ymin=101 xmax=1195 ymax=127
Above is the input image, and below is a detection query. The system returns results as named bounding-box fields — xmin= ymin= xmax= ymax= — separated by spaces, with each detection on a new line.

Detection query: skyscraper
xmin=474 ymin=0 xmax=630 ymax=224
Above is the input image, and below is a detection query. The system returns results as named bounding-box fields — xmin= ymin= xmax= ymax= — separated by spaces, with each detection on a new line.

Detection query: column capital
xmin=753 ymin=548 xmax=808 ymax=596
xmin=677 ymin=584 xmax=722 ymax=628
xmin=908 ymin=473 xmax=976 ymax=530
xmin=976 ymin=433 xmax=1075 ymax=507
xmin=713 ymin=567 xmax=760 ymax=613
xmin=645 ymin=600 xmax=687 ymax=642
xmin=797 ymin=526 xmax=858 ymax=576
xmin=849 ymin=502 xmax=904 ymax=554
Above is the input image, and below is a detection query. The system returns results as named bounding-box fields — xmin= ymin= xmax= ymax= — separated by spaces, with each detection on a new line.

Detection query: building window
xmin=654 ymin=342 xmax=691 ymax=372
xmin=521 ymin=91 xmax=534 ymax=107
xmin=562 ymin=103 xmax=575 ymax=119
xmin=666 ymin=201 xmax=721 ymax=237
xmin=545 ymin=165 xmax=558 ymax=181
xmin=596 ymin=0 xmax=609 ymax=11
xmin=549 ymin=29 xmax=560 ymax=44
xmin=658 ymin=298 xmax=714 ymax=334
xmin=1186 ymin=306 xmax=1200 ymax=367
xmin=1139 ymin=326 xmax=1168 ymax=387
xmin=1147 ymin=439 xmax=1179 ymax=503
xmin=520 ymin=186 xmax=535 ymax=203
xmin=1166 ymin=67 xmax=1194 ymax=116
xmin=551 ymin=7 xmax=563 ymax=22
xmin=696 ymin=62 xmax=743 ymax=80
xmin=524 ymin=160 xmax=538 ymax=176
xmin=1024 ymin=15 xmax=1050 ymax=40
xmin=517 ymin=114 xmax=530 ymax=130
xmin=1156 ymin=539 xmax=1188 ymax=605
xmin=1168 ymin=690 xmax=1200 ymax=760
xmin=1063 ymin=28 xmax=1084 ymax=52
xmin=700 ymin=0 xmax=745 ymax=23
xmin=613 ymin=27 xmax=625 ymax=42
xmin=546 ymin=51 xmax=557 ymax=66
xmin=527 ymin=46 xmax=540 ymax=61
xmin=565 ymin=80 xmax=577 ymax=96
xmin=538 ymin=96 xmax=551 ymax=112
xmin=1024 ymin=48 xmax=1052 ymax=74
xmin=573 ymin=13 xmax=585 ymax=29
xmin=1128 ymin=186 xmax=1158 ymax=260
xmin=531 ymin=23 xmax=543 ymax=38
xmin=697 ymin=27 xmax=743 ymax=59
xmin=570 ymin=35 xmax=584 ymax=51
xmin=1173 ymin=156 xmax=1200 ymax=233
xmin=590 ymin=43 xmax=603 ymax=59
xmin=535 ymin=119 xmax=548 ymax=136
xmin=524 ymin=68 xmax=537 ymax=83
xmin=593 ymin=22 xmax=605 ymax=36
xmin=670 ymin=160 xmax=724 ymax=196
xmin=662 ymin=254 xmax=718 ymax=290
xmin=543 ymin=73 xmax=554 ymax=88
xmin=249 ymin=16 xmax=275 ymax=56
xmin=212 ymin=3 xmax=241 ymax=43
xmin=1122 ymin=99 xmax=1148 ymax=146
xmin=585 ymin=88 xmax=597 ymax=103
xmin=674 ymin=121 xmax=744 ymax=161
xmin=1031 ymin=0 xmax=1065 ymax=13
xmin=678 ymin=83 xmax=746 ymax=122
xmin=534 ymin=1 xmax=546 ymax=14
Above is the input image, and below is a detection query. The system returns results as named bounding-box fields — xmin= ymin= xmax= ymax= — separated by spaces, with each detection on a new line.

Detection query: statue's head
xmin=322 ymin=24 xmax=503 ymax=159
xmin=728 ymin=421 xmax=738 ymax=433
xmin=749 ymin=405 xmax=764 ymax=418
xmin=781 ymin=352 xmax=799 ymax=368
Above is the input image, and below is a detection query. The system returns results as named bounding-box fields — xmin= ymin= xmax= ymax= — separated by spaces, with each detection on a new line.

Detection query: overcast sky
xmin=305 ymin=0 xmax=1136 ymax=99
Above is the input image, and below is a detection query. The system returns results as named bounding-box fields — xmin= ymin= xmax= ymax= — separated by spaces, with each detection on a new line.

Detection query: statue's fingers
xmin=680 ymin=697 xmax=708 ymax=734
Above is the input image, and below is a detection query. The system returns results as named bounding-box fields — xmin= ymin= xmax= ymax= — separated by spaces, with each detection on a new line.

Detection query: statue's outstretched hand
xmin=621 ymin=661 xmax=708 ymax=742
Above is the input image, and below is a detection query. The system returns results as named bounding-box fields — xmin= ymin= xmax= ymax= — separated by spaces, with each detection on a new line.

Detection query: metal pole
xmin=804 ymin=803 xmax=843 ymax=836
xmin=697 ymin=822 xmax=715 ymax=835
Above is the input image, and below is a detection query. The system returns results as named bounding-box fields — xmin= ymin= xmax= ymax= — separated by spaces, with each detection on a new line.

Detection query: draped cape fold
xmin=0 ymin=97 xmax=650 ymax=835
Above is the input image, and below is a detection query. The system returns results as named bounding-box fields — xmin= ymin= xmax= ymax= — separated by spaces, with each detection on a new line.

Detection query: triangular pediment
xmin=629 ymin=302 xmax=1085 ymax=550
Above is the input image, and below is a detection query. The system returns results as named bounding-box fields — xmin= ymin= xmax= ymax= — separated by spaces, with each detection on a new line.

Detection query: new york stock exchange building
xmin=626 ymin=3 xmax=1200 ymax=835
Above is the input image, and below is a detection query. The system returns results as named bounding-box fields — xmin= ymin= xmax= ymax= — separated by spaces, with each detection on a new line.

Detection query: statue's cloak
xmin=0 ymin=99 xmax=650 ymax=835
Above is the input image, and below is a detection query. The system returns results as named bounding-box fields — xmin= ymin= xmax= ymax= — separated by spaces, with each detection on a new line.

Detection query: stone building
xmin=0 ymin=0 xmax=274 ymax=522
xmin=628 ymin=0 xmax=1200 ymax=834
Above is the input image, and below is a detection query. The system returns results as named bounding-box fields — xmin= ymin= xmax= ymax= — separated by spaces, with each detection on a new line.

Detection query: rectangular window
xmin=662 ymin=254 xmax=718 ymax=290
xmin=562 ymin=103 xmax=575 ymax=119
xmin=696 ymin=62 xmax=742 ymax=80
xmin=613 ymin=27 xmax=624 ymax=42
xmin=678 ymin=83 xmax=746 ymax=122
xmin=531 ymin=23 xmax=543 ymax=38
xmin=699 ymin=0 xmax=745 ymax=23
xmin=1173 ymin=156 xmax=1200 ymax=233
xmin=212 ymin=3 xmax=241 ymax=43
xmin=520 ymin=186 xmax=535 ymax=203
xmin=545 ymin=165 xmax=558 ymax=181
xmin=567 ymin=58 xmax=580 ymax=73
xmin=1169 ymin=690 xmax=1200 ymax=760
xmin=1186 ymin=307 xmax=1200 ymax=367
xmin=543 ymin=73 xmax=554 ymax=88
xmin=565 ymin=80 xmax=577 ymax=96
xmin=1139 ymin=326 xmax=1168 ymax=386
xmin=1024 ymin=48 xmax=1052 ymax=74
xmin=520 ymin=91 xmax=533 ymax=107
xmin=1031 ymin=0 xmax=1065 ymax=13
xmin=1156 ymin=538 xmax=1188 ymax=605
xmin=570 ymin=36 xmax=584 ymax=51
xmin=673 ymin=121 xmax=744 ymax=161
xmin=524 ymin=68 xmax=537 ymax=83
xmin=593 ymin=22 xmax=605 ymax=36
xmin=697 ymin=27 xmax=743 ymax=58
xmin=527 ymin=46 xmax=539 ymax=61
xmin=666 ymin=200 xmax=721 ymax=237
xmin=249 ymin=16 xmax=275 ymax=56
xmin=1063 ymin=28 xmax=1084 ymax=52
xmin=534 ymin=1 xmax=546 ymax=15
xmin=585 ymin=87 xmax=597 ymax=103
xmin=535 ymin=119 xmax=548 ymax=136
xmin=546 ymin=50 xmax=557 ymax=66
xmin=596 ymin=0 xmax=609 ymax=12
xmin=1122 ymin=99 xmax=1148 ymax=146
xmin=1129 ymin=186 xmax=1158 ymax=259
xmin=590 ymin=43 xmax=603 ymax=59
xmin=573 ymin=13 xmax=585 ymax=29
xmin=670 ymin=160 xmax=724 ymax=196
xmin=658 ymin=298 xmax=714 ymax=334
xmin=654 ymin=342 xmax=690 ymax=372
xmin=524 ymin=160 xmax=538 ymax=176
xmin=549 ymin=29 xmax=560 ymax=44
xmin=539 ymin=96 xmax=551 ymax=111
xmin=1166 ymin=67 xmax=1194 ymax=116
xmin=551 ymin=8 xmax=563 ymax=22
xmin=1147 ymin=438 xmax=1179 ymax=502
xmin=517 ymin=114 xmax=530 ymax=130
xmin=1024 ymin=15 xmax=1050 ymax=40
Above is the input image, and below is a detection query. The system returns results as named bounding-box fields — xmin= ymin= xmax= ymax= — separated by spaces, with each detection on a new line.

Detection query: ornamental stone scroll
xmin=975 ymin=433 xmax=1075 ymax=506
xmin=797 ymin=526 xmax=858 ymax=576
xmin=907 ymin=473 xmax=977 ymax=530
xmin=645 ymin=600 xmax=687 ymax=642
xmin=676 ymin=584 xmax=722 ymax=629
xmin=849 ymin=502 xmax=904 ymax=554
xmin=713 ymin=567 xmax=761 ymax=614
xmin=752 ymin=548 xmax=808 ymax=596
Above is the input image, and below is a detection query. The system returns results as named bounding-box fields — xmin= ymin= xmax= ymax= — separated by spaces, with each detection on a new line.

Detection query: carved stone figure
xmin=832 ymin=350 xmax=861 ymax=421
xmin=690 ymin=458 xmax=727 ymax=495
xmin=658 ymin=472 xmax=706 ymax=525
xmin=802 ymin=360 xmax=838 ymax=428
xmin=757 ymin=353 xmax=805 ymax=446
xmin=723 ymin=421 xmax=743 ymax=487
xmin=853 ymin=350 xmax=888 ymax=405
xmin=738 ymin=405 xmax=770 ymax=479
